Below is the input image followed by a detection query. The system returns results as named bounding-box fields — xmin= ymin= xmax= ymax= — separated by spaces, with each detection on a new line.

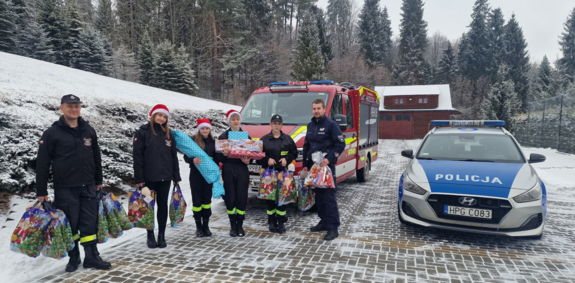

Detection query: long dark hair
xmin=194 ymin=130 xmax=214 ymax=149
xmin=149 ymin=113 xmax=170 ymax=139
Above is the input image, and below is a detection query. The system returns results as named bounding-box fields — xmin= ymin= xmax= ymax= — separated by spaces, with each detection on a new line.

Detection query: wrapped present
xmin=228 ymin=150 xmax=265 ymax=160
xmin=42 ymin=206 xmax=75 ymax=259
xmin=10 ymin=202 xmax=52 ymax=258
xmin=258 ymin=168 xmax=278 ymax=200
xmin=213 ymin=181 xmax=225 ymax=199
xmin=216 ymin=140 xmax=263 ymax=152
xmin=169 ymin=184 xmax=187 ymax=227
xmin=228 ymin=131 xmax=249 ymax=140
xmin=297 ymin=181 xmax=315 ymax=211
xmin=277 ymin=170 xmax=298 ymax=206
xmin=128 ymin=187 xmax=156 ymax=230
xmin=97 ymin=194 xmax=110 ymax=244
xmin=304 ymin=151 xmax=336 ymax=189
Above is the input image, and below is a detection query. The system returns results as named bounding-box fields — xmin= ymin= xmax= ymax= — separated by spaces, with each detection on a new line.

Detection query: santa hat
xmin=226 ymin=109 xmax=241 ymax=123
xmin=149 ymin=104 xmax=170 ymax=117
xmin=196 ymin=118 xmax=212 ymax=130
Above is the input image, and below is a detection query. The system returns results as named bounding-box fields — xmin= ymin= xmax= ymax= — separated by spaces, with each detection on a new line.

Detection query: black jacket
xmin=183 ymin=136 xmax=216 ymax=180
xmin=302 ymin=115 xmax=346 ymax=169
xmin=36 ymin=116 xmax=103 ymax=197
xmin=133 ymin=123 xmax=182 ymax=184
xmin=259 ymin=131 xmax=298 ymax=171
xmin=215 ymin=128 xmax=252 ymax=166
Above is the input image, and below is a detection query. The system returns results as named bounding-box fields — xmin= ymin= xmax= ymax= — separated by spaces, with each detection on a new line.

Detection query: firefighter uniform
xmin=302 ymin=115 xmax=346 ymax=238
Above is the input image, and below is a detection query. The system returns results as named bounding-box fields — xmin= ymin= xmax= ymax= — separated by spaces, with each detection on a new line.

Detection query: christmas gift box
xmin=304 ymin=151 xmax=336 ymax=189
xmin=10 ymin=202 xmax=52 ymax=258
xmin=228 ymin=150 xmax=265 ymax=160
xmin=216 ymin=140 xmax=263 ymax=152
xmin=258 ymin=168 xmax=278 ymax=200
xmin=277 ymin=170 xmax=298 ymax=206
xmin=228 ymin=131 xmax=249 ymax=140
xmin=169 ymin=184 xmax=187 ymax=227
xmin=128 ymin=187 xmax=156 ymax=230
xmin=297 ymin=181 xmax=315 ymax=211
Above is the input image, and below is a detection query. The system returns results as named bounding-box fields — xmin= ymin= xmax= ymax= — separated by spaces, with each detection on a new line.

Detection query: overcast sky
xmin=316 ymin=0 xmax=575 ymax=64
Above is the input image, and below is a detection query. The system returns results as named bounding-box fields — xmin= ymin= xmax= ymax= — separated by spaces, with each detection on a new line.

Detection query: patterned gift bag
xmin=277 ymin=170 xmax=298 ymax=206
xmin=102 ymin=192 xmax=133 ymax=232
xmin=96 ymin=194 xmax=110 ymax=244
xmin=304 ymin=151 xmax=336 ymax=189
xmin=10 ymin=202 xmax=52 ymax=258
xmin=41 ymin=205 xmax=74 ymax=259
xmin=228 ymin=131 xmax=249 ymax=140
xmin=258 ymin=168 xmax=278 ymax=200
xmin=100 ymin=193 xmax=124 ymax=239
xmin=128 ymin=187 xmax=156 ymax=230
xmin=297 ymin=181 xmax=316 ymax=211
xmin=169 ymin=184 xmax=187 ymax=227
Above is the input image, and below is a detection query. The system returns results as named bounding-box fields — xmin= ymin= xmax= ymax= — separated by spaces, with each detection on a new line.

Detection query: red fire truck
xmin=239 ymin=80 xmax=380 ymax=191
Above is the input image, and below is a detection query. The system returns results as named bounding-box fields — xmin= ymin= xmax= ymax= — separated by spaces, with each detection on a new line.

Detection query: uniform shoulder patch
xmin=338 ymin=135 xmax=344 ymax=142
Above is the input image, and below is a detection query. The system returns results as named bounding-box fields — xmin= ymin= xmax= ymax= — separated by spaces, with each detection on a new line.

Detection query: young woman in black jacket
xmin=259 ymin=114 xmax=298 ymax=234
xmin=217 ymin=110 xmax=251 ymax=237
xmin=183 ymin=118 xmax=216 ymax=237
xmin=133 ymin=104 xmax=181 ymax=248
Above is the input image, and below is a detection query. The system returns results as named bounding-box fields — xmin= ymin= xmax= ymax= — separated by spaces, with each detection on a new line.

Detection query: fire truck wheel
xmin=356 ymin=158 xmax=370 ymax=182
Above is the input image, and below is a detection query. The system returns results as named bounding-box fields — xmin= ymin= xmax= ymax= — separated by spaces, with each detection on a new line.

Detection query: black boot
xmin=237 ymin=214 xmax=246 ymax=237
xmin=65 ymin=240 xmax=81 ymax=272
xmin=268 ymin=214 xmax=278 ymax=233
xmin=157 ymin=231 xmax=167 ymax=248
xmin=93 ymin=244 xmax=103 ymax=261
xmin=83 ymin=244 xmax=112 ymax=270
xmin=195 ymin=219 xmax=205 ymax=237
xmin=229 ymin=214 xmax=238 ymax=237
xmin=324 ymin=229 xmax=339 ymax=241
xmin=277 ymin=215 xmax=287 ymax=234
xmin=147 ymin=230 xmax=158 ymax=249
xmin=310 ymin=222 xmax=328 ymax=232
xmin=202 ymin=216 xmax=212 ymax=237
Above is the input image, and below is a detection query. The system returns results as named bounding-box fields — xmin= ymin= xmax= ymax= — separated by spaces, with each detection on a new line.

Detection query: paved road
xmin=35 ymin=140 xmax=575 ymax=283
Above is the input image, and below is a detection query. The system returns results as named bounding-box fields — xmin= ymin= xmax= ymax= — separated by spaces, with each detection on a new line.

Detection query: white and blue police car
xmin=398 ymin=120 xmax=547 ymax=238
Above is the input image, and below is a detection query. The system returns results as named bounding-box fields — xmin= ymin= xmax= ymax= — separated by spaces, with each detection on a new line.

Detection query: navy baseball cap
xmin=61 ymin=94 xmax=83 ymax=104
xmin=270 ymin=114 xmax=283 ymax=123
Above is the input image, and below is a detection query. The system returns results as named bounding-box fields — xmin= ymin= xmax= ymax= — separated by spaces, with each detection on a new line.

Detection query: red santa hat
xmin=149 ymin=104 xmax=170 ymax=117
xmin=226 ymin=109 xmax=241 ymax=123
xmin=196 ymin=118 xmax=212 ymax=130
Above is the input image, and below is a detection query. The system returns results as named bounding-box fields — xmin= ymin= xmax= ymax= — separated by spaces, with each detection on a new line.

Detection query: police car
xmin=398 ymin=120 xmax=547 ymax=238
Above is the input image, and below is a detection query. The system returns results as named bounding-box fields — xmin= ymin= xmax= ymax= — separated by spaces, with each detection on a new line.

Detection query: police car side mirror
xmin=528 ymin=153 xmax=546 ymax=164
xmin=334 ymin=114 xmax=347 ymax=131
xmin=401 ymin=149 xmax=414 ymax=159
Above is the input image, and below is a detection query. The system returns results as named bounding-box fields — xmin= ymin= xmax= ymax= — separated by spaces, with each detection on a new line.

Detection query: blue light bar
xmin=309 ymin=80 xmax=334 ymax=85
xmin=269 ymin=80 xmax=334 ymax=86
xmin=430 ymin=120 xmax=506 ymax=126
xmin=270 ymin=82 xmax=290 ymax=86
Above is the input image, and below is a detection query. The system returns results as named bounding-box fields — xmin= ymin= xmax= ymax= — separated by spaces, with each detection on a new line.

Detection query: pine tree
xmin=327 ymin=0 xmax=352 ymax=57
xmin=487 ymin=8 xmax=506 ymax=77
xmin=153 ymin=40 xmax=179 ymax=90
xmin=95 ymin=0 xmax=115 ymax=42
xmin=459 ymin=0 xmax=491 ymax=80
xmin=310 ymin=5 xmax=333 ymax=64
xmin=37 ymin=0 xmax=70 ymax=66
xmin=174 ymin=45 xmax=198 ymax=94
xmin=380 ymin=7 xmax=394 ymax=67
xmin=531 ymin=56 xmax=553 ymax=100
xmin=12 ymin=0 xmax=55 ymax=62
xmin=0 ymin=0 xmax=17 ymax=52
xmin=291 ymin=14 xmax=324 ymax=81
xmin=558 ymin=7 xmax=575 ymax=83
xmin=113 ymin=44 xmax=140 ymax=82
xmin=358 ymin=0 xmax=385 ymax=67
xmin=481 ymin=64 xmax=519 ymax=131
xmin=66 ymin=3 xmax=85 ymax=67
xmin=138 ymin=32 xmax=156 ymax=86
xmin=392 ymin=0 xmax=429 ymax=85
xmin=503 ymin=14 xmax=530 ymax=111
xmin=435 ymin=41 xmax=458 ymax=84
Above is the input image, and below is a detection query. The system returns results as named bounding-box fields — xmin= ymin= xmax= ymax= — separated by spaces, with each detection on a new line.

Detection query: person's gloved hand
xmin=298 ymin=168 xmax=309 ymax=179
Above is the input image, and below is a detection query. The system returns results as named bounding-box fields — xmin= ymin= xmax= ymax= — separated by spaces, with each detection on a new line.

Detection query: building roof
xmin=374 ymin=84 xmax=457 ymax=112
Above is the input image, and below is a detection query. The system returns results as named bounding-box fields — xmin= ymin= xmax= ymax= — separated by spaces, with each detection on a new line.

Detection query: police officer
xmin=259 ymin=114 xmax=298 ymax=234
xmin=36 ymin=94 xmax=112 ymax=272
xmin=300 ymin=99 xmax=346 ymax=241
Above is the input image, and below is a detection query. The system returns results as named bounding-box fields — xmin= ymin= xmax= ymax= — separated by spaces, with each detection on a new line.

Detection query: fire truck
xmin=239 ymin=80 xmax=380 ymax=191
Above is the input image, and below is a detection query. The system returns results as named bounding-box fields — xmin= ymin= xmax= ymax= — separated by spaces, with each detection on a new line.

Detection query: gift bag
xmin=304 ymin=151 xmax=336 ymax=189
xmin=128 ymin=187 xmax=156 ymax=230
xmin=277 ymin=170 xmax=298 ymax=206
xmin=228 ymin=131 xmax=249 ymax=140
xmin=97 ymin=193 xmax=110 ymax=244
xmin=258 ymin=168 xmax=278 ymax=200
xmin=169 ymin=184 xmax=187 ymax=227
xmin=102 ymin=192 xmax=133 ymax=232
xmin=42 ymin=204 xmax=75 ymax=259
xmin=10 ymin=202 xmax=52 ymax=258
xmin=297 ymin=181 xmax=316 ymax=211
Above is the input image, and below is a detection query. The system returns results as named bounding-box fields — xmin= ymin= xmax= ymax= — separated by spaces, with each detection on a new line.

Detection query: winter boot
xmin=157 ymin=231 xmax=167 ymax=248
xmin=277 ymin=215 xmax=287 ymax=234
xmin=93 ymin=243 xmax=103 ymax=261
xmin=202 ymin=216 xmax=212 ymax=237
xmin=83 ymin=244 xmax=112 ymax=270
xmin=309 ymin=222 xmax=328 ymax=232
xmin=229 ymin=214 xmax=238 ymax=237
xmin=195 ymin=219 xmax=205 ymax=237
xmin=147 ymin=230 xmax=158 ymax=249
xmin=268 ymin=214 xmax=278 ymax=233
xmin=237 ymin=214 xmax=246 ymax=237
xmin=65 ymin=240 xmax=81 ymax=272
xmin=324 ymin=229 xmax=339 ymax=241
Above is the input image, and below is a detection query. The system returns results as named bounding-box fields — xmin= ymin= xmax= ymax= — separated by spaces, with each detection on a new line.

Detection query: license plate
xmin=248 ymin=164 xmax=261 ymax=173
xmin=444 ymin=205 xmax=492 ymax=219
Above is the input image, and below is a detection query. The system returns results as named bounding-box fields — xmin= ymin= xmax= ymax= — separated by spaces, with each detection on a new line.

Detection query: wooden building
xmin=374 ymin=85 xmax=460 ymax=139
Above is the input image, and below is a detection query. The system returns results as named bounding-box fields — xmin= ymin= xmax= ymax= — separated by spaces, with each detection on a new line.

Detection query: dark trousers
xmin=266 ymin=200 xmax=287 ymax=222
xmin=190 ymin=173 xmax=213 ymax=220
xmin=54 ymin=185 xmax=98 ymax=245
xmin=314 ymin=164 xmax=340 ymax=230
xmin=222 ymin=162 xmax=249 ymax=216
xmin=146 ymin=181 xmax=171 ymax=233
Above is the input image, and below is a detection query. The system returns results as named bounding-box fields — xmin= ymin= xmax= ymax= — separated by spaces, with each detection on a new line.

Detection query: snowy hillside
xmin=0 ymin=51 xmax=240 ymax=192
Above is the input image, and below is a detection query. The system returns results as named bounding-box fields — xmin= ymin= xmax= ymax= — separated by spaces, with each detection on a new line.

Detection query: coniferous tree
xmin=531 ymin=56 xmax=553 ymax=100
xmin=95 ymin=0 xmax=115 ymax=42
xmin=459 ymin=0 xmax=491 ymax=80
xmin=558 ymin=7 xmax=575 ymax=84
xmin=0 ymin=0 xmax=17 ymax=52
xmin=392 ymin=0 xmax=429 ymax=85
xmin=113 ymin=44 xmax=140 ymax=82
xmin=327 ymin=0 xmax=352 ymax=57
xmin=436 ymin=41 xmax=458 ymax=84
xmin=12 ymin=0 xmax=55 ymax=61
xmin=37 ymin=0 xmax=70 ymax=65
xmin=153 ymin=40 xmax=180 ymax=91
xmin=291 ymin=14 xmax=324 ymax=81
xmin=310 ymin=5 xmax=333 ymax=64
xmin=358 ymin=0 xmax=385 ymax=67
xmin=481 ymin=64 xmax=519 ymax=131
xmin=66 ymin=3 xmax=86 ymax=68
xmin=138 ymin=32 xmax=156 ymax=85
xmin=380 ymin=7 xmax=393 ymax=67
xmin=503 ymin=14 xmax=530 ymax=111
xmin=487 ymin=8 xmax=506 ymax=77
xmin=174 ymin=45 xmax=198 ymax=95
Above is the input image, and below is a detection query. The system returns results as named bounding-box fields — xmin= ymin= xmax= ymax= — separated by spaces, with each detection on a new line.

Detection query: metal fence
xmin=514 ymin=92 xmax=575 ymax=154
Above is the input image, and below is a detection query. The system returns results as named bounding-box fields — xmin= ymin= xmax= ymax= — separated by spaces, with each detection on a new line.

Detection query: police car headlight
xmin=513 ymin=182 xmax=542 ymax=203
xmin=403 ymin=175 xmax=427 ymax=195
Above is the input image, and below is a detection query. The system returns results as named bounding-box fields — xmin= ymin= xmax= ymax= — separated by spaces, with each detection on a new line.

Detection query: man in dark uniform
xmin=300 ymin=98 xmax=346 ymax=241
xmin=36 ymin=94 xmax=112 ymax=272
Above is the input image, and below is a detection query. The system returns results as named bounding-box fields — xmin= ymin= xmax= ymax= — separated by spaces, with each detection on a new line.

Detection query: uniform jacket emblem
xmin=165 ymin=139 xmax=172 ymax=147
xmin=83 ymin=138 xmax=92 ymax=146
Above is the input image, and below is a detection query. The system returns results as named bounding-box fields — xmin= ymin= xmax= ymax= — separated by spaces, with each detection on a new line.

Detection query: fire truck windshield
xmin=241 ymin=92 xmax=330 ymax=125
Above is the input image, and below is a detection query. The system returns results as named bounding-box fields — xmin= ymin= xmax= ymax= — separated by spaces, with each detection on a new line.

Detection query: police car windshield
xmin=241 ymin=92 xmax=330 ymax=125
xmin=417 ymin=134 xmax=525 ymax=163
